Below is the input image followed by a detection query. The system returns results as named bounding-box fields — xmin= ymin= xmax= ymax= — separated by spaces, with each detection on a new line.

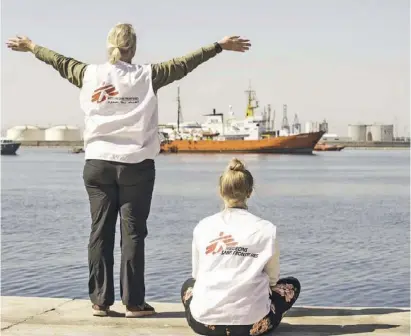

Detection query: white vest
xmin=79 ymin=62 xmax=159 ymax=163
xmin=189 ymin=208 xmax=277 ymax=325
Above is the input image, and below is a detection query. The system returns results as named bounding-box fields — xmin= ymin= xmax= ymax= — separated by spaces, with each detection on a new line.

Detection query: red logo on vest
xmin=205 ymin=232 xmax=238 ymax=255
xmin=91 ymin=83 xmax=119 ymax=103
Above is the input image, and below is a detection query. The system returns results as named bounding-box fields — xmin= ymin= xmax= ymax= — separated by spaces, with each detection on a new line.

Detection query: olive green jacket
xmin=33 ymin=43 xmax=221 ymax=93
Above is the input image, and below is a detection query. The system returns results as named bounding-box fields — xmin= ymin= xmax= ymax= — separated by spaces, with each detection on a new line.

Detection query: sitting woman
xmin=181 ymin=158 xmax=301 ymax=336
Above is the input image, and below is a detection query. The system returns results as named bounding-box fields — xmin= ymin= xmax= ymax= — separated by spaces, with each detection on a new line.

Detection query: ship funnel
xmin=213 ymin=108 xmax=216 ymax=115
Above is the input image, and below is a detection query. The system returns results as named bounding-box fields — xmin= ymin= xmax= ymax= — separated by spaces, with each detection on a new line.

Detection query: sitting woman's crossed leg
xmin=181 ymin=277 xmax=301 ymax=336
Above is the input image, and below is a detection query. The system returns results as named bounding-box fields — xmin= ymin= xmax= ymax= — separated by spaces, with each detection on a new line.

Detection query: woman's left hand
xmin=6 ymin=35 xmax=36 ymax=52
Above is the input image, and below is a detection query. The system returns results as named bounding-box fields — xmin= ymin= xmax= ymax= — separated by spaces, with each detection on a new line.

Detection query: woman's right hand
xmin=218 ymin=36 xmax=251 ymax=53
xmin=6 ymin=35 xmax=36 ymax=53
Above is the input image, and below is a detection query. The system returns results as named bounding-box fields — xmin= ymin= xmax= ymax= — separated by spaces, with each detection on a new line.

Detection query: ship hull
xmin=314 ymin=144 xmax=345 ymax=152
xmin=160 ymin=131 xmax=325 ymax=154
xmin=1 ymin=143 xmax=21 ymax=155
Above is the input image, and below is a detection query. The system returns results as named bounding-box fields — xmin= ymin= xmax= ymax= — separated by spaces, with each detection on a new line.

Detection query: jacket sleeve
xmin=33 ymin=45 xmax=88 ymax=88
xmin=151 ymin=43 xmax=220 ymax=93
xmin=264 ymin=231 xmax=280 ymax=287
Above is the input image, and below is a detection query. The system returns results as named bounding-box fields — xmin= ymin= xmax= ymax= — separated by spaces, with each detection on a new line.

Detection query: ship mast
xmin=281 ymin=104 xmax=289 ymax=131
xmin=245 ymin=81 xmax=259 ymax=118
xmin=177 ymin=85 xmax=183 ymax=132
xmin=267 ymin=104 xmax=274 ymax=131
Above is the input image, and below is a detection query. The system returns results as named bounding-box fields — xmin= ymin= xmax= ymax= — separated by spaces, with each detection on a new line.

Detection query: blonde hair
xmin=107 ymin=23 xmax=137 ymax=64
xmin=219 ymin=158 xmax=254 ymax=209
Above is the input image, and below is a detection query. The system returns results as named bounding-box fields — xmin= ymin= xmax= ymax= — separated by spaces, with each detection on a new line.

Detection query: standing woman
xmin=6 ymin=24 xmax=251 ymax=317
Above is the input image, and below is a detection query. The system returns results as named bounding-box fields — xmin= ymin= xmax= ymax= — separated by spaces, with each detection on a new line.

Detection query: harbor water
xmin=1 ymin=148 xmax=410 ymax=307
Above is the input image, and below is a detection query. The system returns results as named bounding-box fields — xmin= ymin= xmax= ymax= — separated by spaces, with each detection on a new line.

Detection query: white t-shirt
xmin=79 ymin=61 xmax=160 ymax=163
xmin=189 ymin=208 xmax=280 ymax=325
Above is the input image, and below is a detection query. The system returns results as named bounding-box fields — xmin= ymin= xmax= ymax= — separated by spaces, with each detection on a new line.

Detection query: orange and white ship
xmin=159 ymin=85 xmax=325 ymax=154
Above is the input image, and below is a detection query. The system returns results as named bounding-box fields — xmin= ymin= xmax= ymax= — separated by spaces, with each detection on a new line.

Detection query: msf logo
xmin=205 ymin=232 xmax=238 ymax=255
xmin=91 ymin=83 xmax=119 ymax=103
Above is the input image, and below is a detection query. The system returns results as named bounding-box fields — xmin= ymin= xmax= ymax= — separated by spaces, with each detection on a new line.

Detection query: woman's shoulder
xmin=244 ymin=211 xmax=276 ymax=227
xmin=193 ymin=212 xmax=223 ymax=235
xmin=196 ymin=212 xmax=220 ymax=225
xmin=244 ymin=212 xmax=277 ymax=238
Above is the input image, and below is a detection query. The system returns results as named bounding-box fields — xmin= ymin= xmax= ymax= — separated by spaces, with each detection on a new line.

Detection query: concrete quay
xmin=1 ymin=296 xmax=409 ymax=335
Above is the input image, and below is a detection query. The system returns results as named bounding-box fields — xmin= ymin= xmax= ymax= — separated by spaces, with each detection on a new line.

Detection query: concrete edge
xmin=1 ymin=296 xmax=409 ymax=311
xmin=1 ymin=296 xmax=409 ymax=335
xmin=1 ymin=298 xmax=75 ymax=331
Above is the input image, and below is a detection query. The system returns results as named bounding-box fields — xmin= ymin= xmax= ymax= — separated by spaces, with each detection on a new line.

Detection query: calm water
xmin=1 ymin=148 xmax=410 ymax=307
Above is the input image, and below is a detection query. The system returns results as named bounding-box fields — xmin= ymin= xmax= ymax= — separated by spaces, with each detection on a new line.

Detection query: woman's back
xmin=80 ymin=61 xmax=159 ymax=163
xmin=190 ymin=208 xmax=277 ymax=325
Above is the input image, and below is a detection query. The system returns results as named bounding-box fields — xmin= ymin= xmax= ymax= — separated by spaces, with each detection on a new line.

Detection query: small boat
xmin=314 ymin=143 xmax=345 ymax=151
xmin=1 ymin=138 xmax=21 ymax=155
xmin=71 ymin=147 xmax=84 ymax=154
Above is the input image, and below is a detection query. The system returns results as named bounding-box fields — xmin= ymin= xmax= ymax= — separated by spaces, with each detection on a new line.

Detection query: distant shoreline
xmin=19 ymin=141 xmax=84 ymax=147
xmin=322 ymin=141 xmax=410 ymax=149
xmin=342 ymin=147 xmax=409 ymax=150
xmin=16 ymin=140 xmax=410 ymax=150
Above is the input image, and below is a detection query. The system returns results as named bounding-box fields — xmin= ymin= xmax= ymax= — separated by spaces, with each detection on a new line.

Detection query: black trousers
xmin=181 ymin=277 xmax=301 ymax=336
xmin=83 ymin=158 xmax=155 ymax=307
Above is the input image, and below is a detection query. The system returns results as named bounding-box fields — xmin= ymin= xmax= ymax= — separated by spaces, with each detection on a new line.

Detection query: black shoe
xmin=125 ymin=302 xmax=156 ymax=318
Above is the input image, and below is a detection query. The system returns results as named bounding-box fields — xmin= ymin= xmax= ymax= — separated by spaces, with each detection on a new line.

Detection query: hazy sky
xmin=1 ymin=0 xmax=410 ymax=136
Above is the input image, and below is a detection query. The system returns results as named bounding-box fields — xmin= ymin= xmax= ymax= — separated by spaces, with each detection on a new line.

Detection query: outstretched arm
xmin=6 ymin=36 xmax=87 ymax=88
xmin=151 ymin=36 xmax=251 ymax=93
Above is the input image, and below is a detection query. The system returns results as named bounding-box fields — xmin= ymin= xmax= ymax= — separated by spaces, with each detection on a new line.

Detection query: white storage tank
xmin=348 ymin=124 xmax=367 ymax=142
xmin=45 ymin=125 xmax=82 ymax=141
xmin=366 ymin=124 xmax=393 ymax=142
xmin=381 ymin=124 xmax=394 ymax=142
xmin=6 ymin=125 xmax=45 ymax=141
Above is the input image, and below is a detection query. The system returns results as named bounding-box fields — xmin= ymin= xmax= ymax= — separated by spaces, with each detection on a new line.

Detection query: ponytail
xmin=108 ymin=46 xmax=121 ymax=64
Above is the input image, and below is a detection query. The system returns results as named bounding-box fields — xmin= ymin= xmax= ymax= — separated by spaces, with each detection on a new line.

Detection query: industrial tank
xmin=45 ymin=125 xmax=82 ymax=141
xmin=366 ymin=124 xmax=393 ymax=142
xmin=348 ymin=124 xmax=367 ymax=142
xmin=6 ymin=125 xmax=45 ymax=141
xmin=381 ymin=125 xmax=394 ymax=142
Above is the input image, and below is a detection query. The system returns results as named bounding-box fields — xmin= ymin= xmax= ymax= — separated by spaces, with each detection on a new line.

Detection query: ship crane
xmin=292 ymin=113 xmax=301 ymax=134
xmin=281 ymin=104 xmax=290 ymax=131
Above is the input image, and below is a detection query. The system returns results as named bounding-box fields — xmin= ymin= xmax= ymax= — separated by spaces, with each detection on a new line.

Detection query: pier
xmin=1 ymin=296 xmax=409 ymax=335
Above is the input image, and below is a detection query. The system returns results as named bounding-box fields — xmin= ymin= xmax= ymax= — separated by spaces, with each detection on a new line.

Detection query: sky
xmin=1 ymin=0 xmax=410 ymax=136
